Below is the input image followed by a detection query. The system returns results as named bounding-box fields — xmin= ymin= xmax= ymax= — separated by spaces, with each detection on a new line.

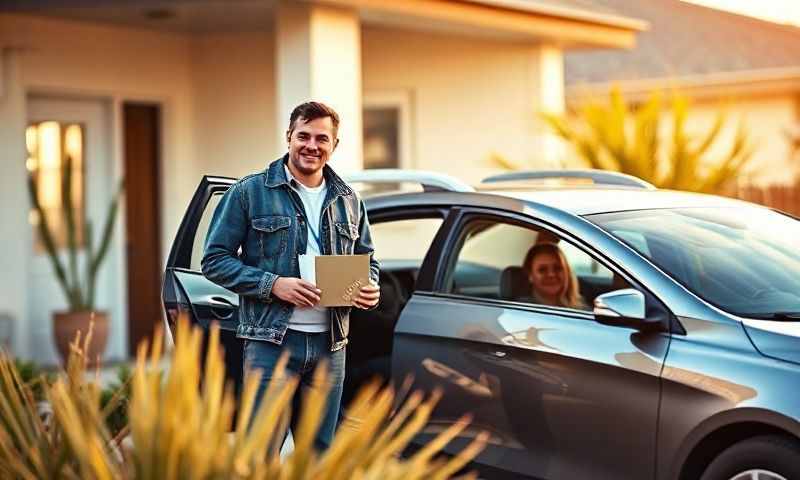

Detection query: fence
xmin=728 ymin=182 xmax=800 ymax=217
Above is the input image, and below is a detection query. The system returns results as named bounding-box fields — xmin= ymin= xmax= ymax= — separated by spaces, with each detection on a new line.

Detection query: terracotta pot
xmin=53 ymin=311 xmax=109 ymax=366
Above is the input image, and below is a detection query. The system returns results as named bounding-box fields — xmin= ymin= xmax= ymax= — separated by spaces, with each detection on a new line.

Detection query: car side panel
xmin=657 ymin=317 xmax=800 ymax=480
xmin=394 ymin=294 xmax=669 ymax=479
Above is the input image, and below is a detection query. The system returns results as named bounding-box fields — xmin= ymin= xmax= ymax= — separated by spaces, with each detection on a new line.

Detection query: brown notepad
xmin=315 ymin=254 xmax=371 ymax=307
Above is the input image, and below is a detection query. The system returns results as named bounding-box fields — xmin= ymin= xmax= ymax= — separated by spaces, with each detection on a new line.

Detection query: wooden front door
xmin=124 ymin=103 xmax=162 ymax=354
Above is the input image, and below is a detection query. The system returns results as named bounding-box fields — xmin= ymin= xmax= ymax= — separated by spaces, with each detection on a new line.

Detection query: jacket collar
xmin=264 ymin=154 xmax=353 ymax=197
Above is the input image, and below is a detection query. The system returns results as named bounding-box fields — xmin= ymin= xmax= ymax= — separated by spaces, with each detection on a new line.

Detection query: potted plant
xmin=27 ymin=152 xmax=124 ymax=365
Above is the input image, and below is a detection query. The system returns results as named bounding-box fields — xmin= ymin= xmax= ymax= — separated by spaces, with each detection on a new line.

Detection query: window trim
xmin=167 ymin=176 xmax=236 ymax=270
xmin=421 ymin=290 xmax=595 ymax=321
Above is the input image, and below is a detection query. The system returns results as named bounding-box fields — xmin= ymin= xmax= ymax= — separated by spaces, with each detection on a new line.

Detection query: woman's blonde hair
xmin=523 ymin=242 xmax=583 ymax=309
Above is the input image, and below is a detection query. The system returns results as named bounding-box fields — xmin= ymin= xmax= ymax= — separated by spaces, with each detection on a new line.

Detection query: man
xmin=201 ymin=101 xmax=380 ymax=451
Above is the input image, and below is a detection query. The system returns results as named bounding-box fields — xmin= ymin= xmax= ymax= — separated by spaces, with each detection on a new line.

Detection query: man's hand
xmin=352 ymin=283 xmax=380 ymax=309
xmin=272 ymin=277 xmax=321 ymax=307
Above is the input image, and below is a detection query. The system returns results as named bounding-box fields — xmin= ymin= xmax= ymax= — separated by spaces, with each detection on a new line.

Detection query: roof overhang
xmin=318 ymin=0 xmax=647 ymax=48
xmin=567 ymin=67 xmax=800 ymax=105
xmin=0 ymin=0 xmax=646 ymax=48
xmin=463 ymin=0 xmax=648 ymax=31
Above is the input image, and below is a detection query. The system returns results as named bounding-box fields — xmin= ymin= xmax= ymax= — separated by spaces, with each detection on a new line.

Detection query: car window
xmin=560 ymin=242 xmax=615 ymax=281
xmin=371 ymin=217 xmax=443 ymax=267
xmin=370 ymin=215 xmax=444 ymax=296
xmin=190 ymin=191 xmax=224 ymax=271
xmin=457 ymin=222 xmax=537 ymax=269
xmin=444 ymin=219 xmax=625 ymax=311
xmin=611 ymin=230 xmax=652 ymax=258
xmin=589 ymin=207 xmax=800 ymax=317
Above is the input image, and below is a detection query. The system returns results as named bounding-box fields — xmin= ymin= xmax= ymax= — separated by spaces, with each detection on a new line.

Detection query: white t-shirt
xmin=284 ymin=165 xmax=329 ymax=333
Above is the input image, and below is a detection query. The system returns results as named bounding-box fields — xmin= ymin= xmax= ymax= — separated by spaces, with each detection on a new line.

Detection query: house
xmin=564 ymin=0 xmax=800 ymax=186
xmin=0 ymin=0 xmax=645 ymax=363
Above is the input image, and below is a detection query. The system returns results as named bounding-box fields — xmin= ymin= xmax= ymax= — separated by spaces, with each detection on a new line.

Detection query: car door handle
xmin=208 ymin=296 xmax=235 ymax=308
xmin=492 ymin=350 xmax=507 ymax=358
xmin=208 ymin=296 xmax=235 ymax=320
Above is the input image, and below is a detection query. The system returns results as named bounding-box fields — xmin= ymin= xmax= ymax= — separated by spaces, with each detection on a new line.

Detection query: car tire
xmin=699 ymin=435 xmax=800 ymax=480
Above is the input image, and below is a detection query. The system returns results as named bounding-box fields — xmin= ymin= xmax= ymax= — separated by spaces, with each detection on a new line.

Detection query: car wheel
xmin=700 ymin=435 xmax=800 ymax=480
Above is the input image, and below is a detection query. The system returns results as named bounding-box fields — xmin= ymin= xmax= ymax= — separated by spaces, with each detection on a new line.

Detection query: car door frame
xmin=162 ymin=175 xmax=236 ymax=329
xmin=162 ymin=175 xmax=245 ymax=402
xmin=341 ymin=203 xmax=452 ymax=403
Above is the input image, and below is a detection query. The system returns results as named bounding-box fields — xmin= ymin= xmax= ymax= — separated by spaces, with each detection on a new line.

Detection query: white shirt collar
xmin=284 ymin=163 xmax=326 ymax=192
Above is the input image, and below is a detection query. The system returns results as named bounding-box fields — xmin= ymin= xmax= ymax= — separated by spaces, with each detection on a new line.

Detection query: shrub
xmin=0 ymin=319 xmax=487 ymax=479
xmin=541 ymin=87 xmax=754 ymax=193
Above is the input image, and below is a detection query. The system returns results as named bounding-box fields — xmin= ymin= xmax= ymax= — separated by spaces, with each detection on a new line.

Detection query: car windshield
xmin=588 ymin=207 xmax=800 ymax=318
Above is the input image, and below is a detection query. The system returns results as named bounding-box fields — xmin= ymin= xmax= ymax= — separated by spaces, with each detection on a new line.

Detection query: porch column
xmin=529 ymin=44 xmax=566 ymax=167
xmin=0 ymin=48 xmax=31 ymax=357
xmin=275 ymin=2 xmax=363 ymax=172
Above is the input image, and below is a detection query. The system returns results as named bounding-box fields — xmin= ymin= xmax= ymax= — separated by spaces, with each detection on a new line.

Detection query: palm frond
xmin=540 ymin=86 xmax=753 ymax=193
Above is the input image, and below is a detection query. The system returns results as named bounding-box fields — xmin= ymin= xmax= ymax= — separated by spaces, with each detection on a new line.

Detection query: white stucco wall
xmin=193 ymin=32 xmax=277 ymax=178
xmin=0 ymin=13 xmax=198 ymax=268
xmin=0 ymin=50 xmax=32 ymax=357
xmin=276 ymin=3 xmax=363 ymax=173
xmin=689 ymin=93 xmax=799 ymax=186
xmin=362 ymin=26 xmax=563 ymax=184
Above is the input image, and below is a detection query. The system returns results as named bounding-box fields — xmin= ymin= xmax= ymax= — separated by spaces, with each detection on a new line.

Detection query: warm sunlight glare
xmin=683 ymin=0 xmax=800 ymax=26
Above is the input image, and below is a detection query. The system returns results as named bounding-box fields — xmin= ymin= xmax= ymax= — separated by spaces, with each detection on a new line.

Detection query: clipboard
xmin=299 ymin=254 xmax=371 ymax=307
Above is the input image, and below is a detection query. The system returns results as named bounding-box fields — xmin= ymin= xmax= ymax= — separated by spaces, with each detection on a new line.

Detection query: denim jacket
xmin=201 ymin=155 xmax=380 ymax=351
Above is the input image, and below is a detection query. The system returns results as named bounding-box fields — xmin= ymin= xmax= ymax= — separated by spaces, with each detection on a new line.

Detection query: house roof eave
xmin=566 ymin=67 xmax=800 ymax=105
xmin=319 ymin=0 xmax=646 ymax=49
xmin=462 ymin=0 xmax=649 ymax=32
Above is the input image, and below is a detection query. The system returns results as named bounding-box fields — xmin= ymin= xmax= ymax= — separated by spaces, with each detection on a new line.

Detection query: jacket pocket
xmin=252 ymin=215 xmax=291 ymax=257
xmin=335 ymin=222 xmax=360 ymax=254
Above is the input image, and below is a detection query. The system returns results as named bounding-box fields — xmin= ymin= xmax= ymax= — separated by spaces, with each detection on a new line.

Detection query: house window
xmin=26 ymin=121 xmax=86 ymax=253
xmin=363 ymin=90 xmax=413 ymax=170
xmin=363 ymin=107 xmax=400 ymax=169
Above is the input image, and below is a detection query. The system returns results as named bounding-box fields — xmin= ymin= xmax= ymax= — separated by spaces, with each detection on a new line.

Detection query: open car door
xmin=161 ymin=176 xmax=242 ymax=395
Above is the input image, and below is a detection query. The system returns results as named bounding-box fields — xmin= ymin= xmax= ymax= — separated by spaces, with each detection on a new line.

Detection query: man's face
xmin=286 ymin=116 xmax=338 ymax=176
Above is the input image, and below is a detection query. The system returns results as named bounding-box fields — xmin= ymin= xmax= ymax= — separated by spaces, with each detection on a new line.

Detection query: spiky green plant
xmin=27 ymin=153 xmax=124 ymax=311
xmin=100 ymin=365 xmax=131 ymax=438
xmin=0 ymin=318 xmax=488 ymax=479
xmin=541 ymin=87 xmax=755 ymax=193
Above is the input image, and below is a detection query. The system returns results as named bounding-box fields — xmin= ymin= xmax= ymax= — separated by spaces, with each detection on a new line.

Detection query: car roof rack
xmin=343 ymin=169 xmax=475 ymax=193
xmin=481 ymin=169 xmax=656 ymax=190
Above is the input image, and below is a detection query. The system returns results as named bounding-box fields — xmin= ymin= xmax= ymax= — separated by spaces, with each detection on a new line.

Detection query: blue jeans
xmin=244 ymin=330 xmax=346 ymax=451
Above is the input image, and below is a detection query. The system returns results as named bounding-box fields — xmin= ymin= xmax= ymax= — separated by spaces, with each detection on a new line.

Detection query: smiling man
xmin=201 ymin=101 xmax=380 ymax=451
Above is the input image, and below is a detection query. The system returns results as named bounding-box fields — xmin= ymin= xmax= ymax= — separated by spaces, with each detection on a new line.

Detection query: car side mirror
xmin=593 ymin=289 xmax=652 ymax=330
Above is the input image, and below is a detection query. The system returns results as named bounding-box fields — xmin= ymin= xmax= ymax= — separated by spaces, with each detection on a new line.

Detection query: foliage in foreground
xmin=12 ymin=355 xmax=129 ymax=437
xmin=0 ymin=320 xmax=487 ymax=479
xmin=541 ymin=87 xmax=754 ymax=193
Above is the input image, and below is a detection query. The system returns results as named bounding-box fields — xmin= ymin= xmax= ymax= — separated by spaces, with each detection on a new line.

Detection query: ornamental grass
xmin=0 ymin=317 xmax=487 ymax=479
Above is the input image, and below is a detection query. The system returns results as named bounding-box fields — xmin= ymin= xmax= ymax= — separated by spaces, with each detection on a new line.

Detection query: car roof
xmin=488 ymin=187 xmax=754 ymax=215
xmin=364 ymin=186 xmax=755 ymax=217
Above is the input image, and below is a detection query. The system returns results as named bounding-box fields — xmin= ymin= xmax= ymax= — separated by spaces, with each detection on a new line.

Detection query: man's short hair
xmin=288 ymin=101 xmax=340 ymax=137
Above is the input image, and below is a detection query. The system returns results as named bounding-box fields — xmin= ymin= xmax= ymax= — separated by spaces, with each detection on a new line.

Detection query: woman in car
xmin=522 ymin=242 xmax=585 ymax=309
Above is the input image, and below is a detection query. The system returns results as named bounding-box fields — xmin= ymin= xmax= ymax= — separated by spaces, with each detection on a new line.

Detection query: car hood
xmin=743 ymin=319 xmax=800 ymax=365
